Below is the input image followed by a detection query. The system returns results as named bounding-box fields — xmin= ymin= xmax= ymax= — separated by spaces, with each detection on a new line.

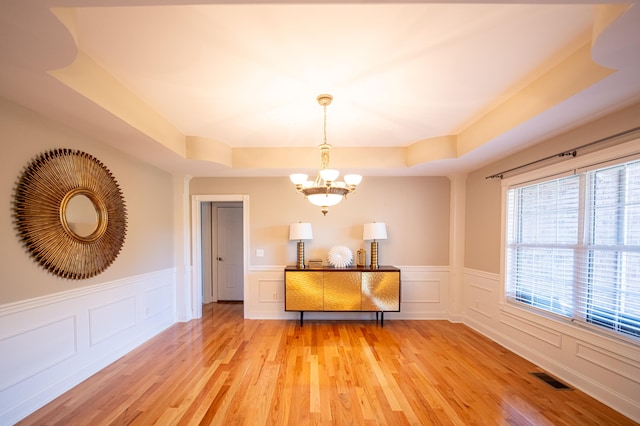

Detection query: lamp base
xmin=370 ymin=241 xmax=379 ymax=269
xmin=296 ymin=241 xmax=305 ymax=269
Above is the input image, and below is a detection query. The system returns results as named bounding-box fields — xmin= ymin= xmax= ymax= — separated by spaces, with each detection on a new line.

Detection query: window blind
xmin=505 ymin=158 xmax=640 ymax=340
xmin=580 ymin=161 xmax=640 ymax=337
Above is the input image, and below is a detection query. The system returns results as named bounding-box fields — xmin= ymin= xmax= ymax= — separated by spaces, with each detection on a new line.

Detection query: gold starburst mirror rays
xmin=13 ymin=149 xmax=127 ymax=279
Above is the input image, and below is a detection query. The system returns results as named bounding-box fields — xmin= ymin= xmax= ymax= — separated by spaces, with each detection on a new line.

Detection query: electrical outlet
xmin=256 ymin=249 xmax=264 ymax=257
xmin=272 ymin=292 xmax=277 ymax=300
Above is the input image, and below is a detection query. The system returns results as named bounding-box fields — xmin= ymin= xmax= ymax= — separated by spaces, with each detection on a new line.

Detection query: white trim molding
xmin=191 ymin=194 xmax=250 ymax=321
xmin=462 ymin=268 xmax=640 ymax=423
xmin=0 ymin=268 xmax=176 ymax=425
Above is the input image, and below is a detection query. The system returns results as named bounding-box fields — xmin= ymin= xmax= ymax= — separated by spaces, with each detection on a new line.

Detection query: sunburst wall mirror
xmin=13 ymin=148 xmax=127 ymax=279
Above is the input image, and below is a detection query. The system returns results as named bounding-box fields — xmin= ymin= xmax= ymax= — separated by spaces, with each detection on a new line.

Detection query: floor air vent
xmin=530 ymin=372 xmax=572 ymax=390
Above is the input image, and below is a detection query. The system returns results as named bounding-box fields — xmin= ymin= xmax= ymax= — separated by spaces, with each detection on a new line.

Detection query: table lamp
xmin=363 ymin=222 xmax=387 ymax=269
xmin=289 ymin=222 xmax=313 ymax=269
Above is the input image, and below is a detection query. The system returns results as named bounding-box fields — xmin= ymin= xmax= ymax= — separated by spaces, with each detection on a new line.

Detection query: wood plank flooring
xmin=19 ymin=303 xmax=637 ymax=425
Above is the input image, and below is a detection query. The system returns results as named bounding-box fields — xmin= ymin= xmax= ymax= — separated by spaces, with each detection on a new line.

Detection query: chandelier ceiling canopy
xmin=290 ymin=94 xmax=362 ymax=215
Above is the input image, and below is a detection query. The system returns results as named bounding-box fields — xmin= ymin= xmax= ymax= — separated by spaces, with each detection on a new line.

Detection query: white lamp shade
xmin=307 ymin=193 xmax=343 ymax=207
xmin=289 ymin=222 xmax=313 ymax=240
xmin=320 ymin=168 xmax=340 ymax=182
xmin=290 ymin=173 xmax=308 ymax=185
xmin=344 ymin=174 xmax=362 ymax=186
xmin=363 ymin=222 xmax=387 ymax=240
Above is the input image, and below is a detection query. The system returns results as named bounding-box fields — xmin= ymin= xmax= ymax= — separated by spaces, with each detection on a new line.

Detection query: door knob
xmin=217 ymin=257 xmax=223 ymax=261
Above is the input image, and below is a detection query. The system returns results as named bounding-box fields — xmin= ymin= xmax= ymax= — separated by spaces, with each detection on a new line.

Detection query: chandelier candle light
xmin=290 ymin=94 xmax=362 ymax=215
xmin=289 ymin=222 xmax=313 ymax=269
xmin=363 ymin=222 xmax=387 ymax=269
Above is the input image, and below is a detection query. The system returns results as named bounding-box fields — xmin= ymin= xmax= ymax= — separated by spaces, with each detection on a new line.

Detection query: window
xmin=505 ymin=156 xmax=640 ymax=340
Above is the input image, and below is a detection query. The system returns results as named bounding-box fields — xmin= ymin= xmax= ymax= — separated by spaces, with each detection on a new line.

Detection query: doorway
xmin=201 ymin=202 xmax=244 ymax=303
xmin=191 ymin=194 xmax=249 ymax=320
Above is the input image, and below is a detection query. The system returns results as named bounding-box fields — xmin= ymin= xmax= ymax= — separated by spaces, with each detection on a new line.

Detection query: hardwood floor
xmin=19 ymin=303 xmax=637 ymax=425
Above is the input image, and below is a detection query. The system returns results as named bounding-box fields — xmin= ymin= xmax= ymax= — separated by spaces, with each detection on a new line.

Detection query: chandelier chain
xmin=323 ymin=104 xmax=327 ymax=146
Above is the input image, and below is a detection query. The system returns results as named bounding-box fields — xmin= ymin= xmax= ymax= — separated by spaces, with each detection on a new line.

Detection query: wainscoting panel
xmin=576 ymin=342 xmax=640 ymax=385
xmin=0 ymin=316 xmax=77 ymax=393
xmin=89 ymin=297 xmax=136 ymax=346
xmin=391 ymin=266 xmax=450 ymax=319
xmin=402 ymin=279 xmax=440 ymax=303
xmin=246 ymin=266 xmax=449 ymax=320
xmin=0 ymin=268 xmax=176 ymax=425
xmin=465 ymin=271 xmax=498 ymax=321
xmin=144 ymin=283 xmax=173 ymax=319
xmin=244 ymin=267 xmax=290 ymax=319
xmin=463 ymin=268 xmax=640 ymax=423
xmin=500 ymin=310 xmax=563 ymax=349
xmin=257 ymin=279 xmax=284 ymax=304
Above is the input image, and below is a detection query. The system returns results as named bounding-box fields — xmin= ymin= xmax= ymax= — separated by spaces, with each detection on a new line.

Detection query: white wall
xmin=190 ymin=176 xmax=452 ymax=268
xmin=0 ymin=98 xmax=177 ymax=423
xmin=0 ymin=97 xmax=175 ymax=304
xmin=189 ymin=175 xmax=456 ymax=323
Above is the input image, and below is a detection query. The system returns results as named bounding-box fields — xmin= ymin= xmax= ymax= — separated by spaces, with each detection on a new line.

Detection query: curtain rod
xmin=485 ymin=126 xmax=640 ymax=180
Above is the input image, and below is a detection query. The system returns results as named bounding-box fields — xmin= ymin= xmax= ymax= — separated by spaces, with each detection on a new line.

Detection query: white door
xmin=217 ymin=206 xmax=244 ymax=301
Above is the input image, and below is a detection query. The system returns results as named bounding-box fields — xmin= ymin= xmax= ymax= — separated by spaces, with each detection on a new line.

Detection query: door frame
xmin=191 ymin=194 xmax=249 ymax=319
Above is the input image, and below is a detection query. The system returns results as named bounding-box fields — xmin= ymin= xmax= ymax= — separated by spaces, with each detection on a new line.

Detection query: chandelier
xmin=290 ymin=94 xmax=362 ymax=215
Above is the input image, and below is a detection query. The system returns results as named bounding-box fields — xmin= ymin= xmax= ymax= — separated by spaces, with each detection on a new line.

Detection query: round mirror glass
xmin=65 ymin=193 xmax=99 ymax=237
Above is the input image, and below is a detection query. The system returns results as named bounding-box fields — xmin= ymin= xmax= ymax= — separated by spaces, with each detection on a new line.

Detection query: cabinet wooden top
xmin=285 ymin=266 xmax=400 ymax=272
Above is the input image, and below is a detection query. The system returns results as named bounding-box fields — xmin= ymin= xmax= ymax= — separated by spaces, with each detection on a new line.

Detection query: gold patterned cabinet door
xmin=324 ymin=272 xmax=361 ymax=311
xmin=361 ymin=271 xmax=400 ymax=311
xmin=285 ymin=271 xmax=324 ymax=311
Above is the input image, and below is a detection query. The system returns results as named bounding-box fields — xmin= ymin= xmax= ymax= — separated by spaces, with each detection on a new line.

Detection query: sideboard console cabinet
xmin=284 ymin=266 xmax=400 ymax=326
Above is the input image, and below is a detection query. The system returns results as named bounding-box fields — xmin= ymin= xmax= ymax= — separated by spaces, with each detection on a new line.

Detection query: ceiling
xmin=1 ymin=0 xmax=639 ymax=178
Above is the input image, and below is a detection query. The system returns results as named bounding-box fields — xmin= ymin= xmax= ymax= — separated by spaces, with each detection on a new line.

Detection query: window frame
xmin=500 ymin=138 xmax=640 ymax=344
